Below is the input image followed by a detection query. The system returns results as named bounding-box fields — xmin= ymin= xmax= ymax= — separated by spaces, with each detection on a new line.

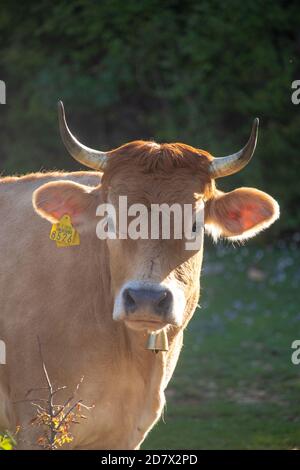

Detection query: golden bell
xmin=146 ymin=330 xmax=168 ymax=353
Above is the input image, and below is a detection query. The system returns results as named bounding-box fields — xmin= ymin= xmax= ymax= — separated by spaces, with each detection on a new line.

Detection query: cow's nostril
xmin=156 ymin=290 xmax=173 ymax=314
xmin=123 ymin=289 xmax=137 ymax=313
xmin=123 ymin=286 xmax=173 ymax=317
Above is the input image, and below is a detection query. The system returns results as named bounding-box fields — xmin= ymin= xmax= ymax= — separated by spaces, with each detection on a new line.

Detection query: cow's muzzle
xmin=123 ymin=286 xmax=173 ymax=318
xmin=113 ymin=280 xmax=185 ymax=331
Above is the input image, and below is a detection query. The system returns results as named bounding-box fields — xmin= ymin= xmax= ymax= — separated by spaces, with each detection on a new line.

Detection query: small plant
xmin=30 ymin=386 xmax=92 ymax=449
xmin=17 ymin=338 xmax=94 ymax=450
xmin=0 ymin=430 xmax=17 ymax=450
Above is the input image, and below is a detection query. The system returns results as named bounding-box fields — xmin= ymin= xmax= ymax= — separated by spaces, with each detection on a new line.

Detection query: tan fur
xmin=0 ymin=142 xmax=279 ymax=449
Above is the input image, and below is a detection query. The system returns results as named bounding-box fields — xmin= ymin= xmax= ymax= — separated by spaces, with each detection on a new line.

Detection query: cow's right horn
xmin=58 ymin=101 xmax=108 ymax=171
xmin=209 ymin=118 xmax=259 ymax=179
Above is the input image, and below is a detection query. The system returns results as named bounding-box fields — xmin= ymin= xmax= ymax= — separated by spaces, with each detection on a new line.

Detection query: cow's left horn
xmin=58 ymin=101 xmax=108 ymax=171
xmin=209 ymin=118 xmax=259 ymax=179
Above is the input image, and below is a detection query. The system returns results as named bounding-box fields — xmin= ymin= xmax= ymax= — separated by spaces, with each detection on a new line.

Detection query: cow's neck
xmin=113 ymin=324 xmax=182 ymax=446
xmin=91 ymin=235 xmax=182 ymax=387
xmin=79 ymin=236 xmax=185 ymax=447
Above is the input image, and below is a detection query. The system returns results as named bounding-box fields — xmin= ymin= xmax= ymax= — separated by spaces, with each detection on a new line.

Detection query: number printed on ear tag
xmin=49 ymin=214 xmax=80 ymax=247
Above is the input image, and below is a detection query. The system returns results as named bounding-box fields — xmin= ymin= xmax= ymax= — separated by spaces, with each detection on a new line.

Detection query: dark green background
xmin=0 ymin=0 xmax=299 ymax=234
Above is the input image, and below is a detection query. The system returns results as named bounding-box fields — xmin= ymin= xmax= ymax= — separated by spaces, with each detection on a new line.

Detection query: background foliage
xmin=0 ymin=0 xmax=299 ymax=234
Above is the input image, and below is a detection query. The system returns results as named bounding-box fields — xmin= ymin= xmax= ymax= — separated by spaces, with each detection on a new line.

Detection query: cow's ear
xmin=33 ymin=181 xmax=96 ymax=228
xmin=205 ymin=187 xmax=279 ymax=241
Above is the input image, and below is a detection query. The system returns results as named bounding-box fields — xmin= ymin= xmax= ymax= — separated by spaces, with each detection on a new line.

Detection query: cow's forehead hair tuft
xmin=104 ymin=140 xmax=213 ymax=174
xmin=101 ymin=140 xmax=214 ymax=199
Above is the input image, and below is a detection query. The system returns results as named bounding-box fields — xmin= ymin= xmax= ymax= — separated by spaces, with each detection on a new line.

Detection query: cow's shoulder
xmin=53 ymin=171 xmax=102 ymax=187
xmin=0 ymin=171 xmax=102 ymax=190
xmin=0 ymin=171 xmax=102 ymax=218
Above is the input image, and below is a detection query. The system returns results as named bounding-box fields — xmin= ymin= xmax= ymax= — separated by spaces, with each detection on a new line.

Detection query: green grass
xmin=143 ymin=239 xmax=300 ymax=449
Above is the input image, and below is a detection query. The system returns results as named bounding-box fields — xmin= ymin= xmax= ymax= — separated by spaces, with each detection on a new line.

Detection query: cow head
xmin=33 ymin=103 xmax=279 ymax=334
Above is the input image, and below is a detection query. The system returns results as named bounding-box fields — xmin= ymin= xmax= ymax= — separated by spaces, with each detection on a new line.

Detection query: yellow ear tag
xmin=49 ymin=214 xmax=80 ymax=247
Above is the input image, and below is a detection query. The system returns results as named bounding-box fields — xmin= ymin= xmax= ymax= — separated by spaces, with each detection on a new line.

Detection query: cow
xmin=0 ymin=102 xmax=279 ymax=449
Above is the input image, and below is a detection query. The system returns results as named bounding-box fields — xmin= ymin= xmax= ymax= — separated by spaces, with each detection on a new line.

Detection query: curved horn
xmin=58 ymin=101 xmax=108 ymax=171
xmin=209 ymin=118 xmax=259 ymax=179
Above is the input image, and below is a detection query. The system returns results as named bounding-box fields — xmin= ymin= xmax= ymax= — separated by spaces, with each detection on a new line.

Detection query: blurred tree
xmin=0 ymin=0 xmax=299 ymax=235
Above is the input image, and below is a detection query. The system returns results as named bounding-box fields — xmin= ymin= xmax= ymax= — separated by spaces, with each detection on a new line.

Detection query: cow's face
xmin=33 ymin=141 xmax=279 ymax=334
xmin=103 ymin=160 xmax=209 ymax=332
